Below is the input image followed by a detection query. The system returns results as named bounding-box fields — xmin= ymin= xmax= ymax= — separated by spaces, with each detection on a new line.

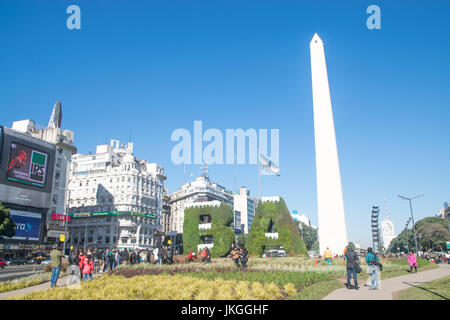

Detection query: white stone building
xmin=11 ymin=102 xmax=77 ymax=241
xmin=381 ymin=210 xmax=396 ymax=250
xmin=233 ymin=186 xmax=258 ymax=234
xmin=169 ymin=174 xmax=233 ymax=234
xmin=66 ymin=139 xmax=166 ymax=250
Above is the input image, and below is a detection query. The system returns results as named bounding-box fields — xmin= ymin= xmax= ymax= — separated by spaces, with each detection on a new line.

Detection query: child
xmin=82 ymin=255 xmax=94 ymax=281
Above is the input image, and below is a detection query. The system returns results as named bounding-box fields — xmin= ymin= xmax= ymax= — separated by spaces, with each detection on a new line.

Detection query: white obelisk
xmin=310 ymin=33 xmax=348 ymax=256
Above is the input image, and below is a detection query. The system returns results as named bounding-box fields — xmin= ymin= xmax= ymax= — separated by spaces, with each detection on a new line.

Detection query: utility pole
xmin=399 ymin=194 xmax=423 ymax=256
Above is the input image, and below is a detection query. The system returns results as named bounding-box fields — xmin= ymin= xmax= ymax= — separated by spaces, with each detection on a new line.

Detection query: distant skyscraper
xmin=310 ymin=33 xmax=348 ymax=255
xmin=381 ymin=207 xmax=396 ymax=250
xmin=48 ymin=101 xmax=62 ymax=128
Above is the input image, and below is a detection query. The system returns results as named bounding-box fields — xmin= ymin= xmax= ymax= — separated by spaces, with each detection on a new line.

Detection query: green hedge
xmin=183 ymin=203 xmax=235 ymax=258
xmin=246 ymin=198 xmax=307 ymax=257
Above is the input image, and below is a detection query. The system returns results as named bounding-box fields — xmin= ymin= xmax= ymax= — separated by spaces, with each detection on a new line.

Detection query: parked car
xmin=10 ymin=258 xmax=28 ymax=265
xmin=0 ymin=258 xmax=7 ymax=269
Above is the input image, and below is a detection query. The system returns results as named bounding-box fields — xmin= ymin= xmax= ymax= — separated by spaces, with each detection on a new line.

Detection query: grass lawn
xmin=289 ymin=280 xmax=344 ymax=300
xmin=394 ymin=275 xmax=450 ymax=300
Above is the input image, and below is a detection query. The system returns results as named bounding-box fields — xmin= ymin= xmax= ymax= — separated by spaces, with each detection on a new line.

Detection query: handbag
xmin=355 ymin=262 xmax=362 ymax=274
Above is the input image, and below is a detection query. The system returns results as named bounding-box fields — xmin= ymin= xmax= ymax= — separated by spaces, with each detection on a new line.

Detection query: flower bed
xmin=9 ymin=274 xmax=298 ymax=300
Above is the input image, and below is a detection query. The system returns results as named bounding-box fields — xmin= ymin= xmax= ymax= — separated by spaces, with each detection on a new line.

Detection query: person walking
xmin=239 ymin=247 xmax=249 ymax=269
xmin=153 ymin=247 xmax=159 ymax=265
xmin=67 ymin=249 xmax=81 ymax=286
xmin=50 ymin=244 xmax=64 ymax=287
xmin=408 ymin=250 xmax=418 ymax=274
xmin=344 ymin=243 xmax=360 ymax=290
xmin=365 ymin=247 xmax=381 ymax=290
xmin=323 ymin=247 xmax=332 ymax=265
xmin=93 ymin=248 xmax=100 ymax=274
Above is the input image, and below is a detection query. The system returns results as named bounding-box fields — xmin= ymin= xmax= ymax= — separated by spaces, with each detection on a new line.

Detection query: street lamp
xmin=398 ymin=194 xmax=423 ymax=257
xmin=404 ymin=218 xmax=411 ymax=253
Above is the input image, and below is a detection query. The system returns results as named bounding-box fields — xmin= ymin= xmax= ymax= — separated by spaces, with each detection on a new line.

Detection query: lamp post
xmin=399 ymin=194 xmax=423 ymax=256
xmin=404 ymin=218 xmax=411 ymax=253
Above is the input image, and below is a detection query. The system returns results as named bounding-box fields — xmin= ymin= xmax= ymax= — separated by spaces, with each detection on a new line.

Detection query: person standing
xmin=323 ymin=247 xmax=332 ymax=265
xmin=82 ymin=254 xmax=94 ymax=281
xmin=408 ymin=251 xmax=418 ymax=274
xmin=50 ymin=244 xmax=64 ymax=287
xmin=67 ymin=249 xmax=81 ymax=286
xmin=78 ymin=250 xmax=86 ymax=280
xmin=231 ymin=247 xmax=240 ymax=267
xmin=344 ymin=243 xmax=360 ymax=290
xmin=239 ymin=247 xmax=248 ymax=269
xmin=365 ymin=247 xmax=380 ymax=290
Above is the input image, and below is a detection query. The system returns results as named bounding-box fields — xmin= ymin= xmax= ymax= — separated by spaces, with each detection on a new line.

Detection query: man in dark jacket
xmin=67 ymin=249 xmax=81 ymax=286
xmin=345 ymin=242 xmax=360 ymax=290
xmin=239 ymin=248 xmax=249 ymax=269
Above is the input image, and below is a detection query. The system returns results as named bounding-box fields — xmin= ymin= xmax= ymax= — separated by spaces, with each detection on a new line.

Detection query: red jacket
xmin=78 ymin=254 xmax=86 ymax=269
xmin=82 ymin=259 xmax=94 ymax=274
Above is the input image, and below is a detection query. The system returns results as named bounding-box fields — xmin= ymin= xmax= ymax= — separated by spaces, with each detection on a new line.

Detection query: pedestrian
xmin=93 ymin=248 xmax=100 ymax=274
xmin=200 ymin=248 xmax=207 ymax=264
xmin=344 ymin=242 xmax=360 ymax=290
xmin=153 ymin=247 xmax=159 ymax=265
xmin=187 ymin=251 xmax=197 ymax=263
xmin=67 ymin=249 xmax=81 ymax=286
xmin=82 ymin=254 xmax=94 ymax=281
xmin=365 ymin=247 xmax=381 ymax=290
xmin=78 ymin=249 xmax=86 ymax=281
xmin=231 ymin=246 xmax=240 ymax=266
xmin=103 ymin=249 xmax=109 ymax=272
xmin=205 ymin=246 xmax=211 ymax=264
xmin=50 ymin=244 xmax=64 ymax=287
xmin=239 ymin=247 xmax=248 ymax=269
xmin=408 ymin=251 xmax=418 ymax=274
xmin=323 ymin=247 xmax=332 ymax=265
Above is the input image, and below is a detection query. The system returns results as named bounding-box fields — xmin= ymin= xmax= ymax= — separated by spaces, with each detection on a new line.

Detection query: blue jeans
xmin=51 ymin=266 xmax=61 ymax=287
xmin=369 ymin=265 xmax=380 ymax=289
xmin=83 ymin=273 xmax=93 ymax=281
xmin=346 ymin=268 xmax=358 ymax=288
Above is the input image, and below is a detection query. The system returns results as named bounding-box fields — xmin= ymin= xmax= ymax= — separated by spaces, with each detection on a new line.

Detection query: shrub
xmin=183 ymin=203 xmax=235 ymax=258
xmin=246 ymin=198 xmax=307 ymax=257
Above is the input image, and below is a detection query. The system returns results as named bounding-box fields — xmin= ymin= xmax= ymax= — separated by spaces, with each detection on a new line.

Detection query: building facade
xmin=10 ymin=102 xmax=77 ymax=243
xmin=169 ymin=175 xmax=233 ymax=234
xmin=233 ymin=186 xmax=258 ymax=234
xmin=66 ymin=139 xmax=166 ymax=250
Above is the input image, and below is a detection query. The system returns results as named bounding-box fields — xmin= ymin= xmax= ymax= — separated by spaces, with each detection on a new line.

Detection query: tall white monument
xmin=310 ymin=33 xmax=348 ymax=255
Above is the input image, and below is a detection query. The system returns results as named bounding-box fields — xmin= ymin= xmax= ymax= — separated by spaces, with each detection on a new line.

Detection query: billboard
xmin=9 ymin=210 xmax=42 ymax=241
xmin=6 ymin=142 xmax=48 ymax=188
xmin=0 ymin=127 xmax=55 ymax=208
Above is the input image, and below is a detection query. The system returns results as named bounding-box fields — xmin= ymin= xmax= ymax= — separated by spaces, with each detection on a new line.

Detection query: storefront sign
xmin=51 ymin=213 xmax=70 ymax=222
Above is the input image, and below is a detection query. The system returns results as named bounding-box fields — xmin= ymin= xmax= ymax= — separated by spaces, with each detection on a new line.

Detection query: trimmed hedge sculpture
xmin=183 ymin=203 xmax=235 ymax=258
xmin=246 ymin=197 xmax=307 ymax=257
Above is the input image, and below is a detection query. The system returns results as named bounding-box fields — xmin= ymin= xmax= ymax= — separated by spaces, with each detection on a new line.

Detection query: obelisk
xmin=310 ymin=33 xmax=348 ymax=256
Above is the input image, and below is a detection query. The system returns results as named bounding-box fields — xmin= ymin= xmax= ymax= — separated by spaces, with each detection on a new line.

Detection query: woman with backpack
xmin=82 ymin=254 xmax=94 ymax=281
xmin=365 ymin=247 xmax=381 ymax=290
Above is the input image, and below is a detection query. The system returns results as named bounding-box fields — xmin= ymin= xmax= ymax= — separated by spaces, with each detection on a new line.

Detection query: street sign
xmin=60 ymin=234 xmax=65 ymax=242
xmin=168 ymin=240 xmax=171 ymax=245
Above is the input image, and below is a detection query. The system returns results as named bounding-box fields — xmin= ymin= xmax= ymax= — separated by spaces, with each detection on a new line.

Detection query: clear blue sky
xmin=1 ymin=1 xmax=449 ymax=246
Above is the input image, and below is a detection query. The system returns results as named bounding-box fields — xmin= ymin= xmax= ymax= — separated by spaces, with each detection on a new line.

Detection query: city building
xmin=66 ymin=139 xmax=166 ymax=250
xmin=161 ymin=190 xmax=172 ymax=236
xmin=169 ymin=170 xmax=233 ymax=234
xmin=11 ymin=102 xmax=77 ymax=242
xmin=291 ymin=211 xmax=311 ymax=227
xmin=233 ymin=186 xmax=258 ymax=234
xmin=0 ymin=125 xmax=57 ymax=256
xmin=381 ymin=208 xmax=396 ymax=250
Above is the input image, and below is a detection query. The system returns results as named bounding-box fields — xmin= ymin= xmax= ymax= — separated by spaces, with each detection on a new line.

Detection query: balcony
xmin=198 ymin=223 xmax=211 ymax=231
xmin=265 ymin=233 xmax=278 ymax=239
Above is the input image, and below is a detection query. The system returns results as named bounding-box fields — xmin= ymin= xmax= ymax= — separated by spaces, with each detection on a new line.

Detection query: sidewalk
xmin=323 ymin=264 xmax=450 ymax=300
xmin=0 ymin=271 xmax=105 ymax=300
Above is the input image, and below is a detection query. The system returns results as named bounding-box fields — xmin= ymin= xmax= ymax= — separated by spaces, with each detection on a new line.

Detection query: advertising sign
xmin=51 ymin=213 xmax=70 ymax=222
xmin=6 ymin=142 xmax=48 ymax=188
xmin=9 ymin=210 xmax=42 ymax=241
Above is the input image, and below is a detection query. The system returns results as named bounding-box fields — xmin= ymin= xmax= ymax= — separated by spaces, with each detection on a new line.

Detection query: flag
xmin=259 ymin=153 xmax=280 ymax=176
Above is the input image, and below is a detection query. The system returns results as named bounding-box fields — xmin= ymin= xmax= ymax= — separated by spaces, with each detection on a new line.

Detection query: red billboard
xmin=51 ymin=213 xmax=70 ymax=222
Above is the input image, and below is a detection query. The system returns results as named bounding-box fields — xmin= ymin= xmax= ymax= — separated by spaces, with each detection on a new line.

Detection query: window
xmin=105 ymin=236 xmax=110 ymax=244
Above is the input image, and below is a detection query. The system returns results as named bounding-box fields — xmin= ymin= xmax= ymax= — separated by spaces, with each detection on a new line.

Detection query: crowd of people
xmin=50 ymin=244 xmax=175 ymax=287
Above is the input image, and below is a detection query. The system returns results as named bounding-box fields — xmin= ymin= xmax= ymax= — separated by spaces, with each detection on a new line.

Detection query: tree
xmin=0 ymin=203 xmax=16 ymax=238
xmin=388 ymin=217 xmax=450 ymax=253
xmin=299 ymin=222 xmax=318 ymax=251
